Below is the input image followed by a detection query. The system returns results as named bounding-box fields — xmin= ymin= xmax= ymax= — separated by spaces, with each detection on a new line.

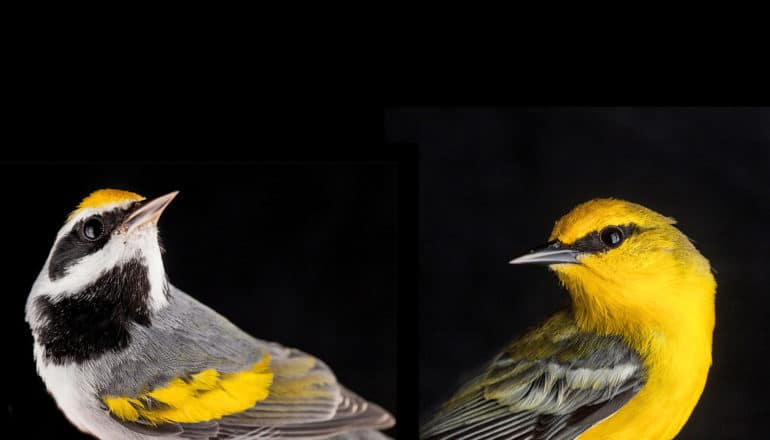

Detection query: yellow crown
xmin=69 ymin=189 xmax=146 ymax=220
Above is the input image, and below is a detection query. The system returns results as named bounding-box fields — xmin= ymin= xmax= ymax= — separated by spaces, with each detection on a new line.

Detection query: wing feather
xmin=100 ymin=287 xmax=394 ymax=439
xmin=421 ymin=311 xmax=645 ymax=440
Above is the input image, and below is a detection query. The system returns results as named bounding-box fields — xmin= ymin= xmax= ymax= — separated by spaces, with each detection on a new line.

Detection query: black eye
xmin=600 ymin=226 xmax=624 ymax=248
xmin=82 ymin=216 xmax=105 ymax=241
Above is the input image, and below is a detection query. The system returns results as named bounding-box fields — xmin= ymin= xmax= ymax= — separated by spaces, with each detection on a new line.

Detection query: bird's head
xmin=511 ymin=198 xmax=716 ymax=335
xmin=28 ymin=189 xmax=178 ymax=314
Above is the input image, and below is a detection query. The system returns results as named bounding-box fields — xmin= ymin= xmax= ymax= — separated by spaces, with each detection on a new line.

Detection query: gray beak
xmin=122 ymin=191 xmax=179 ymax=233
xmin=509 ymin=241 xmax=581 ymax=265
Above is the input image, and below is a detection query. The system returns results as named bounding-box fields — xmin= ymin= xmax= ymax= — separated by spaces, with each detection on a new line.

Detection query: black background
xmin=386 ymin=107 xmax=770 ymax=439
xmin=3 ymin=162 xmax=403 ymax=438
xmin=6 ymin=107 xmax=769 ymax=439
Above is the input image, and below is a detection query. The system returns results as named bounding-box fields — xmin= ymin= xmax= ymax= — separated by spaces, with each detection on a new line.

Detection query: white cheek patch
xmin=28 ymin=216 xmax=169 ymax=317
xmin=67 ymin=203 xmax=134 ymax=224
xmin=131 ymin=228 xmax=169 ymax=311
xmin=47 ymin=238 xmax=128 ymax=296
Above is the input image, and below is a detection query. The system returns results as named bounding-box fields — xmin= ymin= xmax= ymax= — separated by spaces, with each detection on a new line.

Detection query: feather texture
xmin=420 ymin=311 xmax=645 ymax=440
xmin=95 ymin=287 xmax=394 ymax=438
xmin=104 ymin=354 xmax=273 ymax=425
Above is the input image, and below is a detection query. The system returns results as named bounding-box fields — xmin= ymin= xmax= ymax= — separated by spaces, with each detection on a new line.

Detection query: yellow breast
xmin=577 ymin=294 xmax=715 ymax=440
xmin=542 ymin=198 xmax=717 ymax=439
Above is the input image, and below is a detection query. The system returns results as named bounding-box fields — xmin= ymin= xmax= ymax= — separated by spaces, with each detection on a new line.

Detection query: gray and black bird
xmin=26 ymin=189 xmax=395 ymax=439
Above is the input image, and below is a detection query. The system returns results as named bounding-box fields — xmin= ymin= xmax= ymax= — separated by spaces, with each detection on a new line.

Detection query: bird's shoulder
xmin=494 ymin=309 xmax=639 ymax=376
xmin=422 ymin=310 xmax=645 ymax=440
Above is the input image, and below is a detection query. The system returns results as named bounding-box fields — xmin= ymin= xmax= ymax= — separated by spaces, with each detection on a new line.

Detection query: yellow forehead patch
xmin=550 ymin=198 xmax=676 ymax=244
xmin=69 ymin=189 xmax=145 ymax=220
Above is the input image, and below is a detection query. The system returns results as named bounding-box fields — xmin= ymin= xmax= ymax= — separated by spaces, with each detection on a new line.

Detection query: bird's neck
xmin=29 ymin=258 xmax=162 ymax=365
xmin=564 ymin=267 xmax=716 ymax=440
xmin=561 ymin=270 xmax=716 ymax=361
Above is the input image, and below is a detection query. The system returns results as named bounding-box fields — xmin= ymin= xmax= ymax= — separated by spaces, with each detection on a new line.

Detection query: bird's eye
xmin=82 ymin=216 xmax=105 ymax=241
xmin=599 ymin=226 xmax=624 ymax=248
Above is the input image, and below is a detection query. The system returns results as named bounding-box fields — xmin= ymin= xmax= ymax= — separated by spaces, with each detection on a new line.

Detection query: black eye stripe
xmin=570 ymin=224 xmax=639 ymax=253
xmin=48 ymin=202 xmax=141 ymax=281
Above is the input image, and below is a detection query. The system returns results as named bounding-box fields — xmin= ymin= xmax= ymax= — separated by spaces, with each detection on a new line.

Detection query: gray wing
xmin=98 ymin=285 xmax=394 ymax=439
xmin=212 ymin=387 xmax=394 ymax=439
xmin=420 ymin=311 xmax=645 ymax=440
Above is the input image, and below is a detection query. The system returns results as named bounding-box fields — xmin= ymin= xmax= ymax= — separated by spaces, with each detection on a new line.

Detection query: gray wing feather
xmin=97 ymin=285 xmax=393 ymax=439
xmin=209 ymin=389 xmax=393 ymax=439
xmin=244 ymin=389 xmax=393 ymax=438
xmin=100 ymin=287 xmax=266 ymax=397
xmin=326 ymin=431 xmax=393 ymax=440
xmin=421 ymin=312 xmax=645 ymax=440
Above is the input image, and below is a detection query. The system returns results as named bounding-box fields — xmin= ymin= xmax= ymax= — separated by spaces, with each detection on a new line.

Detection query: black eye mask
xmin=48 ymin=202 xmax=144 ymax=281
xmin=569 ymin=224 xmax=640 ymax=254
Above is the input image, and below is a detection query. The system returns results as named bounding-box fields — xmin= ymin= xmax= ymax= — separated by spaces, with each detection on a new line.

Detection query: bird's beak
xmin=122 ymin=191 xmax=179 ymax=233
xmin=509 ymin=240 xmax=581 ymax=265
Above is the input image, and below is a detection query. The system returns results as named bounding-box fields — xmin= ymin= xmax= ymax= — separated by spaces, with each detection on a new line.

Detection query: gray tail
xmin=326 ymin=430 xmax=394 ymax=440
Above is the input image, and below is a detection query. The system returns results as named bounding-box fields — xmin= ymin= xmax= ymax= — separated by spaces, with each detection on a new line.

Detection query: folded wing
xmin=420 ymin=311 xmax=645 ymax=440
xmin=99 ymin=287 xmax=394 ymax=439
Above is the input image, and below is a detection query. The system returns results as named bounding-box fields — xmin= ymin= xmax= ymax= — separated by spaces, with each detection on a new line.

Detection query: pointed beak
xmin=509 ymin=240 xmax=581 ymax=265
xmin=122 ymin=191 xmax=179 ymax=233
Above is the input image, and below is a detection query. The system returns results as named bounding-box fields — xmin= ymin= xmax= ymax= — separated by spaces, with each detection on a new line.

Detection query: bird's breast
xmin=578 ymin=328 xmax=713 ymax=440
xmin=34 ymin=343 xmax=98 ymax=433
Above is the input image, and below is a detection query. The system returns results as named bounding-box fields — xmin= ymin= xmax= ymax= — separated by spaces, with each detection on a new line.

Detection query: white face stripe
xmin=27 ymin=201 xmax=169 ymax=322
xmin=67 ymin=200 xmax=140 ymax=225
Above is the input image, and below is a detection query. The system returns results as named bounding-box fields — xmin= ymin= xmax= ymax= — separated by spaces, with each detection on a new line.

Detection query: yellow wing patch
xmin=103 ymin=354 xmax=273 ymax=425
xmin=69 ymin=189 xmax=145 ymax=220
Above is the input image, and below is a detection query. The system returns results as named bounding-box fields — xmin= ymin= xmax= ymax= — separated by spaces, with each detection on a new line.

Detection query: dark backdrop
xmin=385 ymin=107 xmax=770 ymax=439
xmin=3 ymin=163 xmax=399 ymax=438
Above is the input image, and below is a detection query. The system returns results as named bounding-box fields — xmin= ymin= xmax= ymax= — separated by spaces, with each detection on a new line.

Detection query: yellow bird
xmin=421 ymin=198 xmax=716 ymax=440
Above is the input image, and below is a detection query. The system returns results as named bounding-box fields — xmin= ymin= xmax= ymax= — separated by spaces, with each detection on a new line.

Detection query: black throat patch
xmin=34 ymin=258 xmax=153 ymax=365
